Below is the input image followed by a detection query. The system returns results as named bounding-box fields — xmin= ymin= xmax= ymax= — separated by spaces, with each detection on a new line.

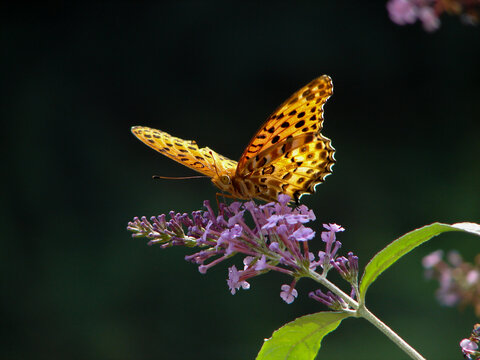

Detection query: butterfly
xmin=131 ymin=75 xmax=335 ymax=203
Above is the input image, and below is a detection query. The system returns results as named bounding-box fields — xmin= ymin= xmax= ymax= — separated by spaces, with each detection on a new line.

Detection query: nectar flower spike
xmin=128 ymin=194 xmax=355 ymax=304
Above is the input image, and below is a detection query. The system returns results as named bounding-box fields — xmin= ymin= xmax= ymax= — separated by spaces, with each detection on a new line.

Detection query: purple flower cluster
xmin=460 ymin=323 xmax=480 ymax=359
xmin=423 ymin=250 xmax=480 ymax=315
xmin=387 ymin=0 xmax=479 ymax=32
xmin=387 ymin=0 xmax=440 ymax=31
xmin=128 ymin=194 xmax=356 ymax=304
xmin=307 ymin=224 xmax=359 ymax=308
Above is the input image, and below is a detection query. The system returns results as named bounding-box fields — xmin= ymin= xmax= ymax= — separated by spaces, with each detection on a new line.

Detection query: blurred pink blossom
xmin=386 ymin=0 xmax=478 ymax=32
xmin=387 ymin=0 xmax=418 ymax=24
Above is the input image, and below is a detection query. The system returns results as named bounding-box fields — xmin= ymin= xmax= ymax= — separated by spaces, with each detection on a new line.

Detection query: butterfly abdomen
xmin=232 ymin=176 xmax=279 ymax=202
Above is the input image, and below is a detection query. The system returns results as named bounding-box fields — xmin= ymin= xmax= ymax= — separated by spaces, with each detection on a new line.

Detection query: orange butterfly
xmin=132 ymin=75 xmax=335 ymax=202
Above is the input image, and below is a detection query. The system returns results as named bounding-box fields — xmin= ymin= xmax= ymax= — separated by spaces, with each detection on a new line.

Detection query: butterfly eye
xmin=220 ymin=175 xmax=231 ymax=185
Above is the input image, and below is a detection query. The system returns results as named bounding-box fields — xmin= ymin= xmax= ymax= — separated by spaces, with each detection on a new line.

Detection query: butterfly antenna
xmin=152 ymin=175 xmax=208 ymax=180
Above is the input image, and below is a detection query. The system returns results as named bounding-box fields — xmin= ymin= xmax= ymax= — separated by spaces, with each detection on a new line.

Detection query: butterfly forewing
xmin=236 ymin=75 xmax=333 ymax=176
xmin=131 ymin=126 xmax=237 ymax=178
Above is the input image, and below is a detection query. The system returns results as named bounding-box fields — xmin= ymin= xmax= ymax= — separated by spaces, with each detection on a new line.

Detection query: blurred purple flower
xmin=467 ymin=270 xmax=480 ymax=285
xmin=387 ymin=0 xmax=480 ymax=32
xmin=422 ymin=249 xmax=443 ymax=268
xmin=418 ymin=6 xmax=441 ymax=31
xmin=386 ymin=0 xmax=441 ymax=32
xmin=423 ymin=250 xmax=480 ymax=316
xmin=387 ymin=0 xmax=417 ymax=24
xmin=436 ymin=268 xmax=461 ymax=306
xmin=448 ymin=250 xmax=463 ymax=266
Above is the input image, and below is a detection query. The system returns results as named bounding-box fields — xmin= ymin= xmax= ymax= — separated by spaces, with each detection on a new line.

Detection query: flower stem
xmin=357 ymin=305 xmax=426 ymax=360
xmin=308 ymin=269 xmax=425 ymax=360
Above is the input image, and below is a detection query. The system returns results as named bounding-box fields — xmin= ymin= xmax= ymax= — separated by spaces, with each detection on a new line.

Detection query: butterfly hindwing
xmin=245 ymin=134 xmax=335 ymax=201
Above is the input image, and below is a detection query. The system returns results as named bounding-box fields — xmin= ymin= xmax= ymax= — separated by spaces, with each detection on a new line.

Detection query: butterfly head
xmin=219 ymin=174 xmax=231 ymax=185
xmin=211 ymin=173 xmax=237 ymax=196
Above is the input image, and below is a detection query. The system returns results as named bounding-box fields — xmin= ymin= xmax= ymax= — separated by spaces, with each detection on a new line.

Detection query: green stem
xmin=358 ymin=305 xmax=426 ymax=360
xmin=307 ymin=269 xmax=426 ymax=360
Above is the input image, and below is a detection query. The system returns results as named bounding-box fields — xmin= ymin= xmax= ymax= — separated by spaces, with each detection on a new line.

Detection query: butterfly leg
xmin=215 ymin=192 xmax=239 ymax=208
xmin=293 ymin=191 xmax=301 ymax=206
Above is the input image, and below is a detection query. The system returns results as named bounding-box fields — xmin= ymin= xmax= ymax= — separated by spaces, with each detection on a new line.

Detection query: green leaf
xmin=359 ymin=222 xmax=480 ymax=302
xmin=256 ymin=311 xmax=351 ymax=360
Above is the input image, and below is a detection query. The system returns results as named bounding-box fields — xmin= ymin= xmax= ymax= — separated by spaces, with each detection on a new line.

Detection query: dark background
xmin=2 ymin=2 xmax=479 ymax=359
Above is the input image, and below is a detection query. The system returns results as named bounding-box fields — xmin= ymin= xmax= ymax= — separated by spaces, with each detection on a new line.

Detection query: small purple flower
xmin=228 ymin=201 xmax=243 ymax=213
xmin=277 ymin=193 xmax=290 ymax=205
xmin=262 ymin=214 xmax=284 ymax=230
xmin=323 ymin=223 xmax=345 ymax=233
xmin=263 ymin=211 xmax=315 ymax=230
xmin=280 ymin=284 xmax=298 ymax=304
xmin=286 ymin=213 xmax=316 ymax=225
xmin=254 ymin=255 xmax=268 ymax=271
xmin=310 ymin=224 xmax=345 ymax=272
xmin=227 ymin=265 xmax=250 ymax=295
xmin=292 ymin=226 xmax=315 ymax=242
xmin=199 ymin=221 xmax=214 ymax=245
xmin=217 ymin=224 xmax=243 ymax=255
xmin=268 ymin=242 xmax=280 ymax=252
xmin=243 ymin=256 xmax=254 ymax=267
xmin=447 ymin=250 xmax=463 ymax=266
xmin=422 ymin=249 xmax=443 ymax=268
xmin=227 ymin=208 xmax=245 ymax=227
xmin=467 ymin=270 xmax=480 ymax=285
